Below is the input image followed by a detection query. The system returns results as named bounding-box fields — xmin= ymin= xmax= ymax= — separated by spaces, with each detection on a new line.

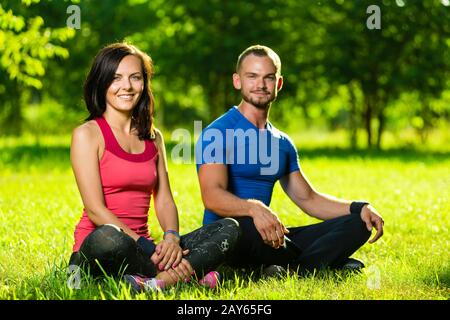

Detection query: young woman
xmin=68 ymin=42 xmax=240 ymax=292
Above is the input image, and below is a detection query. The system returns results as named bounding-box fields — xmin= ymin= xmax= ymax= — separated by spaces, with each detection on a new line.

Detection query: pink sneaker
xmin=124 ymin=274 xmax=165 ymax=293
xmin=199 ymin=271 xmax=220 ymax=289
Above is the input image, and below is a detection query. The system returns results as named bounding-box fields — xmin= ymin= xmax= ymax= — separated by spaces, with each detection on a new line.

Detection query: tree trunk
xmin=364 ymin=94 xmax=373 ymax=148
xmin=376 ymin=108 xmax=385 ymax=150
xmin=1 ymin=83 xmax=23 ymax=135
xmin=348 ymin=83 xmax=358 ymax=149
xmin=207 ymin=73 xmax=234 ymax=122
xmin=207 ymin=73 xmax=221 ymax=122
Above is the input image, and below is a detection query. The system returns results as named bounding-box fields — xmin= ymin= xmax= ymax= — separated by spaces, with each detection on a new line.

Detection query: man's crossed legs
xmin=228 ymin=214 xmax=371 ymax=275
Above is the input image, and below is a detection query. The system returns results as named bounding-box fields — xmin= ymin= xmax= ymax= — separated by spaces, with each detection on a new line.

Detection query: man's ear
xmin=232 ymin=73 xmax=241 ymax=90
xmin=277 ymin=76 xmax=283 ymax=91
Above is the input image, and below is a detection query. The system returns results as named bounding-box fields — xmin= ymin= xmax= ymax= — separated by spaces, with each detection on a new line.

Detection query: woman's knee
xmin=219 ymin=218 xmax=242 ymax=243
xmin=79 ymin=224 xmax=134 ymax=259
xmin=220 ymin=217 xmax=240 ymax=230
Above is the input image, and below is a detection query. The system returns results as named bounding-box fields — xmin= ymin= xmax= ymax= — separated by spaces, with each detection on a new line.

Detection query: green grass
xmin=0 ymin=133 xmax=449 ymax=300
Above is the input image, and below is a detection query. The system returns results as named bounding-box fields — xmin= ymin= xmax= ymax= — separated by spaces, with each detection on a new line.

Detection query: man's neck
xmin=237 ymin=101 xmax=270 ymax=129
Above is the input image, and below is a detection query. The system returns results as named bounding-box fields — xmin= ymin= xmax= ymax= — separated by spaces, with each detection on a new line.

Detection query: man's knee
xmin=234 ymin=217 xmax=265 ymax=246
xmin=347 ymin=214 xmax=372 ymax=244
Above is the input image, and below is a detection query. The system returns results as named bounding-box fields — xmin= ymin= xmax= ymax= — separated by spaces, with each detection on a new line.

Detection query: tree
xmin=0 ymin=0 xmax=74 ymax=134
xmin=288 ymin=0 xmax=450 ymax=148
xmin=131 ymin=0 xmax=290 ymax=125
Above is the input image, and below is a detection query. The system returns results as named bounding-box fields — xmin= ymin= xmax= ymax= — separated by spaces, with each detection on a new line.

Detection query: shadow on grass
xmin=1 ymin=144 xmax=448 ymax=170
xmin=0 ymin=145 xmax=71 ymax=170
xmin=437 ymin=269 xmax=450 ymax=289
xmin=419 ymin=266 xmax=450 ymax=290
xmin=297 ymin=147 xmax=450 ymax=163
xmin=217 ymin=264 xmax=361 ymax=284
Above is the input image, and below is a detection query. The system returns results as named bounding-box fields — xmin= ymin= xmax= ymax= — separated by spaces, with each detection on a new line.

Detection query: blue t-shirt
xmin=196 ymin=106 xmax=300 ymax=225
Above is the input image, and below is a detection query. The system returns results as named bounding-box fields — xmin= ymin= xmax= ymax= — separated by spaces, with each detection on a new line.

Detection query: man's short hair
xmin=236 ymin=45 xmax=281 ymax=75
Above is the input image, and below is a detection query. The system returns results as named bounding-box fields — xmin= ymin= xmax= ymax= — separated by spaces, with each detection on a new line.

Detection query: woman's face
xmin=105 ymin=55 xmax=144 ymax=114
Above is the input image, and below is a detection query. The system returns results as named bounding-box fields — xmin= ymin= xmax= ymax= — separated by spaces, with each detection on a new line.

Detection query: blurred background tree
xmin=0 ymin=0 xmax=74 ymax=136
xmin=293 ymin=0 xmax=450 ymax=148
xmin=1 ymin=0 xmax=449 ymax=149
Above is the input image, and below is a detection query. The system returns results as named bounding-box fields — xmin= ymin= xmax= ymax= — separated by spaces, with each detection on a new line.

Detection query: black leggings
xmin=228 ymin=214 xmax=371 ymax=273
xmin=69 ymin=218 xmax=241 ymax=278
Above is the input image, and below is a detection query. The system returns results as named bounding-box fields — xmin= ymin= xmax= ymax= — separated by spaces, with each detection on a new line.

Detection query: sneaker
xmin=123 ymin=274 xmax=165 ymax=293
xmin=341 ymin=258 xmax=365 ymax=272
xmin=260 ymin=265 xmax=287 ymax=279
xmin=199 ymin=271 xmax=220 ymax=289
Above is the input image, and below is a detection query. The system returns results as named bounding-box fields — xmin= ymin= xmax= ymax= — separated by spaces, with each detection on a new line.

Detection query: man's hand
xmin=249 ymin=200 xmax=289 ymax=249
xmin=360 ymin=204 xmax=384 ymax=243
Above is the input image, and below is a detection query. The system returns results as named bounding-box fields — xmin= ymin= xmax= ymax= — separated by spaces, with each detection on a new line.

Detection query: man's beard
xmin=242 ymin=90 xmax=277 ymax=110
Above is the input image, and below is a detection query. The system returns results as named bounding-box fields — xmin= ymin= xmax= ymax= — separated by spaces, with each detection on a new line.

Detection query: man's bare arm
xmin=280 ymin=170 xmax=351 ymax=221
xmin=280 ymin=170 xmax=384 ymax=243
xmin=198 ymin=163 xmax=288 ymax=248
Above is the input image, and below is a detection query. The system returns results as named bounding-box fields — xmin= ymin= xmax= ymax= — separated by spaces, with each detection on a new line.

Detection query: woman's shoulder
xmin=152 ymin=127 xmax=167 ymax=152
xmin=152 ymin=127 xmax=163 ymax=142
xmin=72 ymin=120 xmax=102 ymax=145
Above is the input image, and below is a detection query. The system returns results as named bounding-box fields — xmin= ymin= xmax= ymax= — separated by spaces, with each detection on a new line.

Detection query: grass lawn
xmin=0 ymin=134 xmax=449 ymax=300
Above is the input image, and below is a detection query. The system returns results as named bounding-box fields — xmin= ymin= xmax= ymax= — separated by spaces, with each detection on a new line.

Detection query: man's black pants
xmin=229 ymin=214 xmax=371 ymax=273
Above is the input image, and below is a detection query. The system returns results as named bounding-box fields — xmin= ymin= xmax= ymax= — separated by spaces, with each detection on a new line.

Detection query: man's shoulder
xmin=204 ymin=107 xmax=240 ymax=132
xmin=268 ymin=122 xmax=295 ymax=145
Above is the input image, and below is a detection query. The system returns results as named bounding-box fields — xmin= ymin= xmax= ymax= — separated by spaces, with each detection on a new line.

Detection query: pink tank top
xmin=72 ymin=116 xmax=158 ymax=252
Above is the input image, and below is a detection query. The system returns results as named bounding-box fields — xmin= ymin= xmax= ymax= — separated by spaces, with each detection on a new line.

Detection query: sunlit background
xmin=0 ymin=0 xmax=448 ymax=150
xmin=0 ymin=0 xmax=449 ymax=300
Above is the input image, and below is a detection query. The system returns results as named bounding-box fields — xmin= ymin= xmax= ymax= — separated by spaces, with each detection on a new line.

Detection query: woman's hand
xmin=166 ymin=258 xmax=194 ymax=283
xmin=151 ymin=234 xmax=188 ymax=271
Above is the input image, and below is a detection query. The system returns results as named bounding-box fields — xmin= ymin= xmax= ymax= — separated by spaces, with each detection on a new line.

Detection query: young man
xmin=195 ymin=45 xmax=384 ymax=275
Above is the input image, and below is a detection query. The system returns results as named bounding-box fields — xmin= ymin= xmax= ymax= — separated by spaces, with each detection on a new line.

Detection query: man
xmin=195 ymin=45 xmax=384 ymax=275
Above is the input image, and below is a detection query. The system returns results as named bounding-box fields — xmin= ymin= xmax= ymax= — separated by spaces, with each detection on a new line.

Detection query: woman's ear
xmin=232 ymin=73 xmax=241 ymax=90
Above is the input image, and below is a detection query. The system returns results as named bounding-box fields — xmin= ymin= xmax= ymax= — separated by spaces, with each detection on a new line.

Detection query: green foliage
xmin=0 ymin=2 xmax=74 ymax=89
xmin=0 ymin=1 xmax=449 ymax=148
xmin=0 ymin=0 xmax=75 ymax=135
xmin=285 ymin=0 xmax=450 ymax=148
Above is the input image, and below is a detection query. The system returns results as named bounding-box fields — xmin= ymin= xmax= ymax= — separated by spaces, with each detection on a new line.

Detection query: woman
xmin=68 ymin=42 xmax=240 ymax=292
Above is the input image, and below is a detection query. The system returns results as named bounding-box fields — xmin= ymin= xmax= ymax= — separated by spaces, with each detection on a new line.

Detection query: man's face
xmin=233 ymin=54 xmax=283 ymax=110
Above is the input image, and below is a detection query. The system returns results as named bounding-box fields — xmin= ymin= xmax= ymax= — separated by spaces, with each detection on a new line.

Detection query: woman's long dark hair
xmin=84 ymin=42 xmax=155 ymax=140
